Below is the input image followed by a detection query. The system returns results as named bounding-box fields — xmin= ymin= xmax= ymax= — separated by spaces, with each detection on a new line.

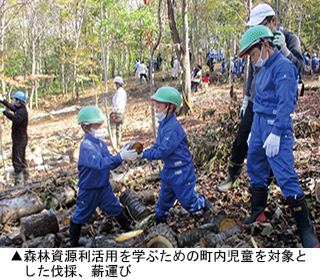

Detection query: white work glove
xmin=0 ymin=94 xmax=4 ymax=102
xmin=239 ymin=100 xmax=248 ymax=119
xmin=273 ymin=32 xmax=290 ymax=57
xmin=247 ymin=132 xmax=251 ymax=148
xmin=123 ymin=141 xmax=136 ymax=150
xmin=120 ymin=146 xmax=138 ymax=161
xmin=263 ymin=133 xmax=281 ymax=158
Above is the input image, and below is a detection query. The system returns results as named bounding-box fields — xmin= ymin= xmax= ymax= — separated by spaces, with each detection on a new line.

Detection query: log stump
xmin=120 ymin=189 xmax=151 ymax=221
xmin=146 ymin=223 xmax=178 ymax=248
xmin=20 ymin=209 xmax=59 ymax=239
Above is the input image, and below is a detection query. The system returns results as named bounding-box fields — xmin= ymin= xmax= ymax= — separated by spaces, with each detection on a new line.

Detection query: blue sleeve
xmin=79 ymin=140 xmax=122 ymax=171
xmin=271 ymin=66 xmax=298 ymax=136
xmin=143 ymin=126 xmax=185 ymax=161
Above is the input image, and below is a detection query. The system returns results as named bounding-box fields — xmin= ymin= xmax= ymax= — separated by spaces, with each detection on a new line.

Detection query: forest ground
xmin=0 ymin=66 xmax=320 ymax=248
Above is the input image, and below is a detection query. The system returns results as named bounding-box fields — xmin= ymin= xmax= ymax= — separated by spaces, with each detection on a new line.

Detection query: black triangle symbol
xmin=12 ymin=251 xmax=22 ymax=261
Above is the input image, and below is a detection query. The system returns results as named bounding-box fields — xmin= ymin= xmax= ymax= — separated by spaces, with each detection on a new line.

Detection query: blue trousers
xmin=156 ymin=162 xmax=205 ymax=218
xmin=72 ymin=183 xmax=123 ymax=224
xmin=247 ymin=114 xmax=302 ymax=198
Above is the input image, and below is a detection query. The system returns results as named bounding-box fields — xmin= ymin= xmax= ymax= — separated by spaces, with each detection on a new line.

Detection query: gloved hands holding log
xmin=122 ymin=141 xmax=144 ymax=160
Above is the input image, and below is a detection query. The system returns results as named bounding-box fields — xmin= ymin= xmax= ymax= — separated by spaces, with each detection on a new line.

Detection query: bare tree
xmin=167 ymin=0 xmax=191 ymax=115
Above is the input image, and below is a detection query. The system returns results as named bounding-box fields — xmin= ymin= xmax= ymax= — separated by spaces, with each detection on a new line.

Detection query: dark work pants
xmin=12 ymin=143 xmax=28 ymax=173
xmin=230 ymin=100 xmax=254 ymax=165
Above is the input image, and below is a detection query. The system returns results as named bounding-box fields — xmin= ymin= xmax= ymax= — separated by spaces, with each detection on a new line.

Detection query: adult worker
xmin=110 ymin=76 xmax=127 ymax=150
xmin=216 ymin=3 xmax=304 ymax=192
xmin=0 ymin=91 xmax=29 ymax=186
xmin=171 ymin=56 xmax=179 ymax=80
xmin=237 ymin=25 xmax=319 ymax=248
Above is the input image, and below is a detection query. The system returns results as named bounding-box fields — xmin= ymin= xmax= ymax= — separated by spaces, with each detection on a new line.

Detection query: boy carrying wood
xmin=131 ymin=86 xmax=212 ymax=224
xmin=69 ymin=106 xmax=137 ymax=247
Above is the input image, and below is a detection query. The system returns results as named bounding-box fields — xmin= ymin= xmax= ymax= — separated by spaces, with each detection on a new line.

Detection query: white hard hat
xmin=113 ymin=76 xmax=123 ymax=85
xmin=246 ymin=3 xmax=275 ymax=27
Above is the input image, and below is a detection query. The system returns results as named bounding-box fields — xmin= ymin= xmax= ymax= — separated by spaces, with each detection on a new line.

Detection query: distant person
xmin=0 ymin=91 xmax=29 ymax=186
xmin=139 ymin=61 xmax=148 ymax=84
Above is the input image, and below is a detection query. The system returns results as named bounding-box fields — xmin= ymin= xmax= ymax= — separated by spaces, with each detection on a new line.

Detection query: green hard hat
xmin=150 ymin=86 xmax=182 ymax=108
xmin=239 ymin=25 xmax=274 ymax=58
xmin=77 ymin=106 xmax=107 ymax=124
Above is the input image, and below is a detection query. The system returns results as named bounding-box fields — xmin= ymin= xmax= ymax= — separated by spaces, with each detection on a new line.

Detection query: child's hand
xmin=120 ymin=146 xmax=138 ymax=161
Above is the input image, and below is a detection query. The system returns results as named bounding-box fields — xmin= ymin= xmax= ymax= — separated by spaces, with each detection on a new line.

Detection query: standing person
xmin=191 ymin=65 xmax=202 ymax=92
xmin=237 ymin=26 xmax=319 ymax=248
xmin=171 ymin=56 xmax=179 ymax=80
xmin=203 ymin=73 xmax=210 ymax=92
xmin=311 ymin=53 xmax=318 ymax=74
xmin=139 ymin=61 xmax=148 ymax=84
xmin=162 ymin=59 xmax=168 ymax=81
xmin=70 ymin=106 xmax=137 ymax=247
xmin=233 ymin=57 xmax=238 ymax=78
xmin=134 ymin=59 xmax=140 ymax=82
xmin=110 ymin=76 xmax=127 ymax=150
xmin=238 ymin=58 xmax=243 ymax=76
xmin=132 ymin=87 xmax=212 ymax=224
xmin=221 ymin=57 xmax=226 ymax=74
xmin=216 ymin=3 xmax=304 ymax=192
xmin=0 ymin=91 xmax=29 ymax=186
xmin=157 ymin=53 xmax=162 ymax=71
xmin=303 ymin=52 xmax=309 ymax=74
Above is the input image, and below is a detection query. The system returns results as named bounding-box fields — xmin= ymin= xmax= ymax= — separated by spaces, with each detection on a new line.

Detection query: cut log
xmin=146 ymin=223 xmax=178 ymax=248
xmin=199 ymin=225 xmax=241 ymax=248
xmin=0 ymin=185 xmax=77 ymax=224
xmin=136 ymin=190 xmax=159 ymax=205
xmin=219 ymin=218 xmax=237 ymax=232
xmin=115 ymin=230 xmax=147 ymax=248
xmin=20 ymin=209 xmax=59 ymax=239
xmin=177 ymin=223 xmax=219 ymax=248
xmin=120 ymin=189 xmax=151 ymax=221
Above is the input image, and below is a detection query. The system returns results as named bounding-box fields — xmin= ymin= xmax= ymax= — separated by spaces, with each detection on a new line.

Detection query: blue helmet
xmin=12 ymin=91 xmax=26 ymax=102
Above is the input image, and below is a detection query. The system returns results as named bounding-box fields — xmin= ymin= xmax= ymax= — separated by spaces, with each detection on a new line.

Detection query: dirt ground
xmin=0 ymin=67 xmax=319 ymax=248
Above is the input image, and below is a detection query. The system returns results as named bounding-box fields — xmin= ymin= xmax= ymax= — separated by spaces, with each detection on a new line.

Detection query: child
xmin=203 ymin=73 xmax=210 ymax=92
xmin=70 ymin=106 xmax=137 ymax=247
xmin=0 ymin=91 xmax=29 ymax=186
xmin=237 ymin=25 xmax=319 ymax=248
xmin=135 ymin=86 xmax=212 ymax=224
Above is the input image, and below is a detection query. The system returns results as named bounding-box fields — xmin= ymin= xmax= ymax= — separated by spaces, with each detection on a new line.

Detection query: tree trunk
xmin=167 ymin=0 xmax=191 ymax=115
xmin=20 ymin=209 xmax=59 ymax=239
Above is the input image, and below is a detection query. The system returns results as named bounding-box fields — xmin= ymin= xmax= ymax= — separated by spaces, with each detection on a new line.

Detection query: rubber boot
xmin=215 ymin=161 xmax=243 ymax=192
xmin=115 ymin=210 xmax=133 ymax=232
xmin=203 ymin=197 xmax=213 ymax=212
xmin=22 ymin=168 xmax=30 ymax=183
xmin=237 ymin=187 xmax=268 ymax=227
xmin=12 ymin=171 xmax=23 ymax=186
xmin=155 ymin=215 xmax=167 ymax=225
xmin=69 ymin=220 xmax=82 ymax=247
xmin=287 ymin=194 xmax=320 ymax=248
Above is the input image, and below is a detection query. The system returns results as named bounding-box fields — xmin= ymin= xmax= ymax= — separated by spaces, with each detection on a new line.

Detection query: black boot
xmin=215 ymin=161 xmax=243 ymax=192
xmin=69 ymin=220 xmax=82 ymax=247
xmin=203 ymin=197 xmax=213 ymax=212
xmin=237 ymin=187 xmax=268 ymax=227
xmin=287 ymin=194 xmax=320 ymax=248
xmin=115 ymin=210 xmax=133 ymax=232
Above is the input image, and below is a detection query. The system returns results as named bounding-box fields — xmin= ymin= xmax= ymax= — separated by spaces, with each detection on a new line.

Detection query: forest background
xmin=0 ymin=0 xmax=318 ymax=110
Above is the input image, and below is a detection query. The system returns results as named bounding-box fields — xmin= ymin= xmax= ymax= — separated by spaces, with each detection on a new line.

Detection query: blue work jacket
xmin=254 ymin=49 xmax=298 ymax=137
xmin=77 ymin=133 xmax=122 ymax=189
xmin=143 ymin=113 xmax=192 ymax=170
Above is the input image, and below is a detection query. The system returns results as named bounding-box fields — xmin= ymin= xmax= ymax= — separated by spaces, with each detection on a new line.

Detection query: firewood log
xmin=146 ymin=223 xmax=178 ymax=248
xmin=199 ymin=225 xmax=241 ymax=248
xmin=20 ymin=209 xmax=59 ymax=239
xmin=120 ymin=189 xmax=151 ymax=221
